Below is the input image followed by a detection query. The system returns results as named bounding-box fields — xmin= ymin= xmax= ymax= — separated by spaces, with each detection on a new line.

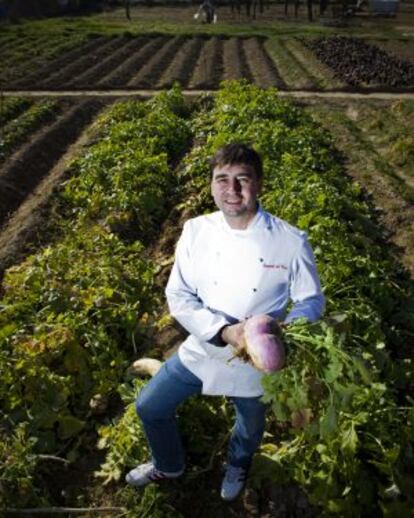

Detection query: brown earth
xmin=243 ymin=37 xmax=286 ymax=89
xmin=68 ymin=37 xmax=147 ymax=89
xmin=222 ymin=37 xmax=246 ymax=81
xmin=40 ymin=36 xmax=127 ymax=89
xmin=99 ymin=36 xmax=169 ymax=87
xmin=127 ymin=35 xmax=187 ymax=88
xmin=303 ymin=97 xmax=414 ymax=278
xmin=158 ymin=35 xmax=205 ymax=88
xmin=5 ymin=35 xmax=284 ymax=92
xmin=190 ymin=36 xmax=225 ymax=89
xmin=12 ymin=36 xmax=109 ymax=88
xmin=374 ymin=39 xmax=414 ymax=65
xmin=0 ymin=98 xmax=106 ymax=278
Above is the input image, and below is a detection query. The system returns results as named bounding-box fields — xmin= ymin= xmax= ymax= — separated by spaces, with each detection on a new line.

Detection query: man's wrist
xmin=208 ymin=324 xmax=230 ymax=347
xmin=220 ymin=324 xmax=230 ymax=343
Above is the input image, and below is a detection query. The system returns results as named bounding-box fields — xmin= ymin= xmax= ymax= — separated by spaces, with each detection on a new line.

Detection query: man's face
xmin=211 ymin=163 xmax=261 ymax=228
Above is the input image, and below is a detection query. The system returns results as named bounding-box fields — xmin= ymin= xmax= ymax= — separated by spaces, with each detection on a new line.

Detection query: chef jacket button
xmin=253 ymin=288 xmax=257 ymax=292
xmin=214 ymin=281 xmax=218 ymax=285
xmin=259 ymin=258 xmax=264 ymax=262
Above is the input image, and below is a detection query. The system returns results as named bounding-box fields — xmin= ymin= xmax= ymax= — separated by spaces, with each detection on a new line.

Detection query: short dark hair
xmin=209 ymin=143 xmax=263 ymax=181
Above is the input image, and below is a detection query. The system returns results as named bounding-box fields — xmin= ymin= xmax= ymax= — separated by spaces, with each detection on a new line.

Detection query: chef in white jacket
xmin=126 ymin=143 xmax=325 ymax=500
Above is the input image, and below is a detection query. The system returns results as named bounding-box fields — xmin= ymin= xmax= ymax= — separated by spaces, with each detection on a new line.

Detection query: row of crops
xmin=1 ymin=83 xmax=413 ymax=515
xmin=1 ymin=25 xmax=414 ymax=91
xmin=0 ymin=97 xmax=60 ymax=163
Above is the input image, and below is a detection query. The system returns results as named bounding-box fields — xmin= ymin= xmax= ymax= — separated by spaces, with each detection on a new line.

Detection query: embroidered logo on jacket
xmin=263 ymin=264 xmax=288 ymax=270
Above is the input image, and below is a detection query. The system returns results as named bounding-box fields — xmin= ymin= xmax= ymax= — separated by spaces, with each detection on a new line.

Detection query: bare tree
xmin=125 ymin=0 xmax=131 ymax=20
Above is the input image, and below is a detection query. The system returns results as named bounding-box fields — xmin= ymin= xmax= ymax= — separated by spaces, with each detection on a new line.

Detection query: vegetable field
xmin=1 ymin=6 xmax=414 ymax=518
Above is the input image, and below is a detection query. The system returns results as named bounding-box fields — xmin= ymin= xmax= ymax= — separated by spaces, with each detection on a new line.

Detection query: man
xmin=194 ymin=0 xmax=216 ymax=24
xmin=126 ymin=143 xmax=325 ymax=500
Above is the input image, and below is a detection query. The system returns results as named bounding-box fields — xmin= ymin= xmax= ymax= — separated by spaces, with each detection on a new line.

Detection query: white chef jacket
xmin=165 ymin=206 xmax=325 ymax=397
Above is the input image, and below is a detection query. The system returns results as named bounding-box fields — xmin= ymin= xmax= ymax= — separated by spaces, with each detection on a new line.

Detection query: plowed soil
xmin=0 ymin=99 xmax=106 ymax=277
xmin=243 ymin=37 xmax=285 ymax=89
xmin=0 ymin=99 xmax=103 ymax=230
xmin=6 ymin=35 xmax=284 ymax=92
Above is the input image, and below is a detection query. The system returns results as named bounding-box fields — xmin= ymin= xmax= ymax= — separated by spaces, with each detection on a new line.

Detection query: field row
xmin=2 ymin=34 xmax=414 ymax=92
xmin=0 ymin=98 xmax=106 ymax=274
xmin=4 ymin=35 xmax=283 ymax=91
xmin=1 ymin=94 xmax=413 ymax=276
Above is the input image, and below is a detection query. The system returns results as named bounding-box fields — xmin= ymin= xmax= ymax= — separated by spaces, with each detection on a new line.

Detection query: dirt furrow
xmin=128 ymin=36 xmax=187 ymax=88
xmin=0 ymin=34 xmax=51 ymax=61
xmin=189 ymin=36 xmax=224 ymax=89
xmin=222 ymin=37 xmax=244 ymax=80
xmin=280 ymin=40 xmax=319 ymax=89
xmin=265 ymin=39 xmax=311 ymax=90
xmin=0 ymin=100 xmax=104 ymax=229
xmin=243 ymin=37 xmax=285 ymax=89
xmin=0 ymin=100 xmax=107 ymax=278
xmin=157 ymin=36 xmax=205 ymax=89
xmin=67 ymin=37 xmax=146 ymax=88
xmin=38 ymin=37 xmax=124 ymax=89
xmin=98 ymin=36 xmax=168 ymax=88
xmin=11 ymin=37 xmax=107 ymax=89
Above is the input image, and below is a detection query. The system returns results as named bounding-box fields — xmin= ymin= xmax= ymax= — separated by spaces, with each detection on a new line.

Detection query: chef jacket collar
xmin=219 ymin=204 xmax=265 ymax=235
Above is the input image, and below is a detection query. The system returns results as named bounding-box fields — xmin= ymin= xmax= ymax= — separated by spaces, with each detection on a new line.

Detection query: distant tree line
xmin=0 ymin=0 xmax=107 ymax=20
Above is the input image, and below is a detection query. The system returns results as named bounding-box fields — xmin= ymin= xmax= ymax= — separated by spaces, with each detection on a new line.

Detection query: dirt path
xmin=4 ymin=90 xmax=414 ymax=100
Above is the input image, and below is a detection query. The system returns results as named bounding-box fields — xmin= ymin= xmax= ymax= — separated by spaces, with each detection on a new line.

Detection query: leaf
xmin=352 ymin=357 xmax=373 ymax=385
xmin=58 ymin=415 xmax=85 ymax=440
xmin=320 ymin=404 xmax=337 ymax=438
xmin=341 ymin=424 xmax=358 ymax=454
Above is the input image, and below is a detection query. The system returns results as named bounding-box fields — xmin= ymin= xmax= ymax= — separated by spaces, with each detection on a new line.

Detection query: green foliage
xmin=0 ymin=424 xmax=48 ymax=507
xmin=0 ymin=97 xmax=32 ymax=126
xmin=0 ymin=88 xmax=191 ymax=508
xmin=63 ymin=85 xmax=191 ymax=241
xmin=95 ymin=379 xmax=149 ymax=485
xmin=0 ymin=99 xmax=59 ymax=161
xmin=1 ymin=82 xmax=413 ymax=514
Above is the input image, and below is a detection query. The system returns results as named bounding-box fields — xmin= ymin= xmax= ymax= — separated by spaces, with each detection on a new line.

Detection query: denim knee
xmin=232 ymin=397 xmax=267 ymax=437
xmin=135 ymin=387 xmax=165 ymax=421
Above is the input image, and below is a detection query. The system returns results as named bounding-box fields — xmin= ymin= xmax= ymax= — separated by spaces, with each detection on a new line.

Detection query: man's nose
xmin=226 ymin=178 xmax=242 ymax=193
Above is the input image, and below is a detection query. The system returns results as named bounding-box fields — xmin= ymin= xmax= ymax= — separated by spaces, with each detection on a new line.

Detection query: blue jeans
xmin=136 ymin=353 xmax=267 ymax=473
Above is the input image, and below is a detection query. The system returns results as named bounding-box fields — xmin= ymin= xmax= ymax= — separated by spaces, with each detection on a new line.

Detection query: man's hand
xmin=221 ymin=322 xmax=246 ymax=352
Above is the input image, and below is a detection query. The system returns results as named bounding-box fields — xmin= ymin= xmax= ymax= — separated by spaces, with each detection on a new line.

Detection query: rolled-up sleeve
xmin=165 ymin=222 xmax=230 ymax=342
xmin=285 ymin=237 xmax=325 ymax=323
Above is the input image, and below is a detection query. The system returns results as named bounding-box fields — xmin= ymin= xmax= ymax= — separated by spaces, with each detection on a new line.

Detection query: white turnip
xmin=130 ymin=358 xmax=163 ymax=377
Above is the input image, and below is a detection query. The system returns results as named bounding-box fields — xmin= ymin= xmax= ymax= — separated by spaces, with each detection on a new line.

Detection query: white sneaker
xmin=125 ymin=462 xmax=184 ymax=487
xmin=220 ymin=464 xmax=248 ymax=501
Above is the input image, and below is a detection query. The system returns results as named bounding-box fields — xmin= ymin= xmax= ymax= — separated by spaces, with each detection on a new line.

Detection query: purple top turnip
xmin=243 ymin=315 xmax=285 ymax=373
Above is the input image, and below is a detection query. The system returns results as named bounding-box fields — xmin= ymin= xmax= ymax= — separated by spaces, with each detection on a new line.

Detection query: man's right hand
xmin=221 ymin=322 xmax=246 ymax=352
